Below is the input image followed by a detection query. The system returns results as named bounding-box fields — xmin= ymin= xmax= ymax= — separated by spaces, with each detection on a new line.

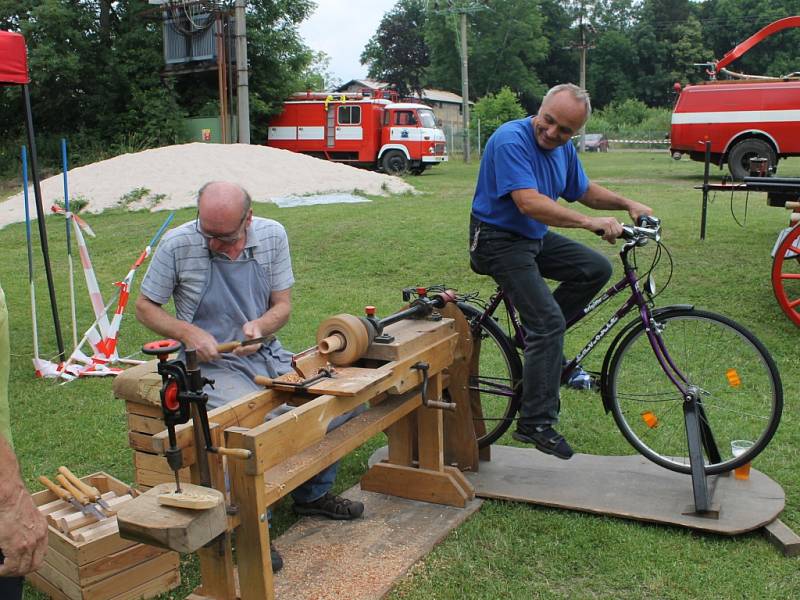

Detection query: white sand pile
xmin=0 ymin=143 xmax=415 ymax=229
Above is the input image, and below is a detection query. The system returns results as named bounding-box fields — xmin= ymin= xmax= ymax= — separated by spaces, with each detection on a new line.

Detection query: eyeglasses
xmin=195 ymin=210 xmax=248 ymax=244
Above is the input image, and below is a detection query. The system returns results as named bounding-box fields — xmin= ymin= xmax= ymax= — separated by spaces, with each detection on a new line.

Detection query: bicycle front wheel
xmin=457 ymin=302 xmax=522 ymax=448
xmin=607 ymin=308 xmax=782 ymax=475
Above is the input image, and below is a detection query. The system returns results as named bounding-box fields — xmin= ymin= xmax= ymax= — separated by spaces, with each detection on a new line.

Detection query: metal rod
xmin=23 ymin=84 xmax=65 ymax=360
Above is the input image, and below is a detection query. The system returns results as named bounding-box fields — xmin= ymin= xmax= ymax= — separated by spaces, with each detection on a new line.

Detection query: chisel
xmin=55 ymin=474 xmax=107 ymax=521
xmin=38 ymin=475 xmax=105 ymax=522
xmin=216 ymin=334 xmax=275 ymax=353
xmin=58 ymin=466 xmax=113 ymax=513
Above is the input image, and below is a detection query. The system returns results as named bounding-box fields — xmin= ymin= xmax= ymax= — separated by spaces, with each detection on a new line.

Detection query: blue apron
xmin=191 ymin=248 xmax=293 ymax=408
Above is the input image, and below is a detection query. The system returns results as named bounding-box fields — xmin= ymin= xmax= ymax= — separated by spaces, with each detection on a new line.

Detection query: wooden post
xmin=192 ymin=426 xmax=236 ymax=599
xmin=226 ymin=428 xmax=273 ymax=600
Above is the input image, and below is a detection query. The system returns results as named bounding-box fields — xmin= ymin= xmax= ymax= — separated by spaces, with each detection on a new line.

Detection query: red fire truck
xmin=266 ymin=91 xmax=448 ymax=175
xmin=670 ymin=17 xmax=800 ymax=180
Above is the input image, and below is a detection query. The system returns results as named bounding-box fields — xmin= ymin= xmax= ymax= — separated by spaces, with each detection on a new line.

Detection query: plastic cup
xmin=731 ymin=440 xmax=754 ymax=480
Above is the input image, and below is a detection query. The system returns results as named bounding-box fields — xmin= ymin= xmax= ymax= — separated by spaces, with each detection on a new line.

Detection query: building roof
xmin=335 ymin=80 xmax=472 ymax=105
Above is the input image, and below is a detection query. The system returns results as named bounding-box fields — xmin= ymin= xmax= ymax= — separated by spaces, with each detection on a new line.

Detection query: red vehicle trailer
xmin=670 ymin=17 xmax=800 ymax=180
xmin=266 ymin=92 xmax=448 ymax=175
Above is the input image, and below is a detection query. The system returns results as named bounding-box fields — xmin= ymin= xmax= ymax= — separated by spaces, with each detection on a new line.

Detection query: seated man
xmin=136 ymin=181 xmax=364 ymax=571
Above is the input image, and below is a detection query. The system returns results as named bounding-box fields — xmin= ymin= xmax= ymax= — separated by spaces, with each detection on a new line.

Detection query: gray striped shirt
xmin=140 ymin=217 xmax=294 ymax=322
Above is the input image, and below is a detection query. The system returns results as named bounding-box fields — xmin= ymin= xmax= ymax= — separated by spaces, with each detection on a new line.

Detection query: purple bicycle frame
xmin=478 ymin=260 xmax=691 ymax=396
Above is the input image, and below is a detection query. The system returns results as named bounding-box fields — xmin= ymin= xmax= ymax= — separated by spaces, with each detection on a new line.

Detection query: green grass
xmin=2 ymin=150 xmax=800 ymax=598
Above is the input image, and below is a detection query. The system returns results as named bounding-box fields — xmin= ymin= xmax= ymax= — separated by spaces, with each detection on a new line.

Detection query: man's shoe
xmin=293 ymin=492 xmax=365 ymax=520
xmin=564 ymin=365 xmax=597 ymax=391
xmin=512 ymin=425 xmax=574 ymax=459
xmin=270 ymin=543 xmax=283 ymax=573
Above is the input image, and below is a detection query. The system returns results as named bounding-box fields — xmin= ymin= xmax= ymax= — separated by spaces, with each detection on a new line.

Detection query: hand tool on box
xmin=57 ymin=466 xmax=113 ymax=513
xmin=56 ymin=474 xmax=108 ymax=520
xmin=142 ymin=340 xmax=252 ymax=494
xmin=216 ymin=334 xmax=275 ymax=353
xmin=38 ymin=475 xmax=106 ymax=521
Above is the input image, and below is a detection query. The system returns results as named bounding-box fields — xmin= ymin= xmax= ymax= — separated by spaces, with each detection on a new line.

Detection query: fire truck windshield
xmin=418 ymin=109 xmax=436 ymax=128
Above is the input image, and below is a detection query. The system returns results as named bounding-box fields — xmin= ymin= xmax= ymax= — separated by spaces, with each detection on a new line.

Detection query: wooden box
xmin=28 ymin=472 xmax=181 ymax=600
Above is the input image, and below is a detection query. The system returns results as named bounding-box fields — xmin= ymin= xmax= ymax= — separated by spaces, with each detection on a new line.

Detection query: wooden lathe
xmin=116 ymin=288 xmax=482 ymax=600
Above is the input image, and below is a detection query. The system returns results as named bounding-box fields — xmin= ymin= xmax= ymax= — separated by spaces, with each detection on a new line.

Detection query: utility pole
xmin=235 ymin=0 xmax=250 ymax=144
xmin=569 ymin=1 xmax=593 ymax=153
xmin=578 ymin=8 xmax=587 ymax=153
xmin=459 ymin=12 xmax=470 ymax=162
xmin=430 ymin=1 xmax=487 ymax=163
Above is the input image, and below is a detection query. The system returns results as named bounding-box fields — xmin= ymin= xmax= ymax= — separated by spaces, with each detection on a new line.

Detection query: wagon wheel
xmin=772 ymin=224 xmax=800 ymax=327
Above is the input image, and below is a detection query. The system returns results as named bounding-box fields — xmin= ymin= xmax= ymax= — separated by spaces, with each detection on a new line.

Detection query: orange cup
xmin=731 ymin=440 xmax=754 ymax=481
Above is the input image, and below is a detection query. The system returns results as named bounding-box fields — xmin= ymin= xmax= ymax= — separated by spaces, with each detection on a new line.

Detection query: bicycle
xmin=444 ymin=216 xmax=783 ymax=476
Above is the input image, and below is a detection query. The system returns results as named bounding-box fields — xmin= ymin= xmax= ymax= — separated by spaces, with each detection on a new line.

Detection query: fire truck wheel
xmin=382 ymin=150 xmax=410 ymax=175
xmin=727 ymin=138 xmax=777 ymax=180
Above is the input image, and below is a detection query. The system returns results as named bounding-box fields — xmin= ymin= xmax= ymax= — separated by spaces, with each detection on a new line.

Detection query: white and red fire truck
xmin=266 ymin=91 xmax=448 ymax=175
xmin=670 ymin=16 xmax=800 ymax=179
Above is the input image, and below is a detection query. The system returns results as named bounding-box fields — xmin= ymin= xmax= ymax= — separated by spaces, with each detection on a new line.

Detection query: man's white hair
xmin=542 ymin=83 xmax=592 ymax=119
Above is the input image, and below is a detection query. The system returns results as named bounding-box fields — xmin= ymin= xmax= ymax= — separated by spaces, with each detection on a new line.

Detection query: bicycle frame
xmin=475 ymin=240 xmax=694 ymax=399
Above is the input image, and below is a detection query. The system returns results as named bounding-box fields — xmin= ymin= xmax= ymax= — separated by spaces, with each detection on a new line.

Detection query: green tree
xmin=424 ymin=0 xmax=548 ymax=107
xmin=361 ymin=0 xmax=429 ymax=98
xmin=471 ymin=86 xmax=526 ymax=140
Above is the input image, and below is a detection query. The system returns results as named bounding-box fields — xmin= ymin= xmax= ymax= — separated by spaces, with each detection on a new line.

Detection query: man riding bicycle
xmin=469 ymin=83 xmax=652 ymax=460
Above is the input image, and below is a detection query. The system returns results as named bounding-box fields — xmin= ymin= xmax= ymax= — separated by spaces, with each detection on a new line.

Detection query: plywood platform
xmin=463 ymin=445 xmax=784 ymax=535
xmin=272 ymin=486 xmax=482 ymax=600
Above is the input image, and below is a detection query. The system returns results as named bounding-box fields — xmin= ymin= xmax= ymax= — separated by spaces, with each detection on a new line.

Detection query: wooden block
xmin=763 ymin=518 xmax=800 ymax=557
xmin=362 ymin=318 xmax=455 ymax=361
xmin=134 ymin=450 xmax=195 ymax=472
xmin=125 ymin=400 xmax=163 ymax=419
xmin=128 ymin=431 xmax=160 ymax=453
xmin=116 ymin=483 xmax=227 ymax=553
xmin=27 ymin=571 xmax=71 ymax=600
xmin=127 ymin=413 xmax=166 ymax=435
xmin=135 ymin=467 xmax=191 ymax=489
xmin=112 ymin=360 xmax=161 ymax=406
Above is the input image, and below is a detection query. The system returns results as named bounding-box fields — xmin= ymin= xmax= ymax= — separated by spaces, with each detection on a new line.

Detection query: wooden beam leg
xmin=192 ymin=426 xmax=236 ymax=599
xmin=443 ymin=359 xmax=480 ymax=471
xmin=227 ymin=430 xmax=274 ymax=600
xmin=417 ymin=374 xmax=444 ymax=472
xmin=386 ymin=412 xmax=417 ymax=466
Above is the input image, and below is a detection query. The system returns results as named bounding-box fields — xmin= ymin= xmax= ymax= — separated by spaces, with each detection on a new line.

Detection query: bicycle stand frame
xmin=682 ymin=388 xmax=723 ymax=517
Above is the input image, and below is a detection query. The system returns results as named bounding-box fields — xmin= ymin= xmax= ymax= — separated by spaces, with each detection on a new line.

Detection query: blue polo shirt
xmin=471 ymin=117 xmax=589 ymax=239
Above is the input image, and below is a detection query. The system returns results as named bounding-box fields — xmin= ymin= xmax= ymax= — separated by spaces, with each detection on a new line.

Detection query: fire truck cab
xmin=266 ymin=92 xmax=448 ymax=175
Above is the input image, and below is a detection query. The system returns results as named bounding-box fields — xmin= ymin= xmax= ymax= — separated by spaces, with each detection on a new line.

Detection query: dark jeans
xmin=0 ymin=576 xmax=24 ymax=600
xmin=469 ymin=216 xmax=611 ymax=427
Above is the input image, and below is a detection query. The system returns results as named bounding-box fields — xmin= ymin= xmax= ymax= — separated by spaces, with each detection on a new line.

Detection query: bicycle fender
xmin=599 ymin=304 xmax=694 ymax=413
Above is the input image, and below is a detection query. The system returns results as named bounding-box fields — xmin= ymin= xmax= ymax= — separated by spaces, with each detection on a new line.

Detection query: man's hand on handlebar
xmin=587 ymin=216 xmax=624 ymax=244
xmin=627 ymin=200 xmax=654 ymax=224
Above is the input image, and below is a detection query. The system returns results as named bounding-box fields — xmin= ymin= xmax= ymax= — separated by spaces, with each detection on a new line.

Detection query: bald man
xmin=469 ymin=84 xmax=652 ymax=460
xmin=137 ymin=182 xmax=364 ymax=571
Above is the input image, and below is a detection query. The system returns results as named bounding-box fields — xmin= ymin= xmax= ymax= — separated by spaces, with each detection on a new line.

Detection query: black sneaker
xmin=270 ymin=543 xmax=283 ymax=573
xmin=512 ymin=425 xmax=574 ymax=460
xmin=293 ymin=492 xmax=365 ymax=520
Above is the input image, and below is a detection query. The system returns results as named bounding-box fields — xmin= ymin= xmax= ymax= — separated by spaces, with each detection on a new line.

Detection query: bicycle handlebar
xmin=594 ymin=215 xmax=661 ymax=244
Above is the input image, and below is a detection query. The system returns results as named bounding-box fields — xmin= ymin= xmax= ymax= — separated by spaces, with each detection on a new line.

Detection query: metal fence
xmin=443 ymin=122 xmax=670 ymax=159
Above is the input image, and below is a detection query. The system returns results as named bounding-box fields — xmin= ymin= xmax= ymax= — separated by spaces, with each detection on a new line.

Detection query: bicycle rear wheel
xmin=457 ymin=302 xmax=522 ymax=448
xmin=607 ymin=308 xmax=782 ymax=475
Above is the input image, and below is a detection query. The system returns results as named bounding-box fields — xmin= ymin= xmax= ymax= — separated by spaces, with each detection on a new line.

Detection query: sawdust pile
xmin=0 ymin=143 xmax=415 ymax=229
